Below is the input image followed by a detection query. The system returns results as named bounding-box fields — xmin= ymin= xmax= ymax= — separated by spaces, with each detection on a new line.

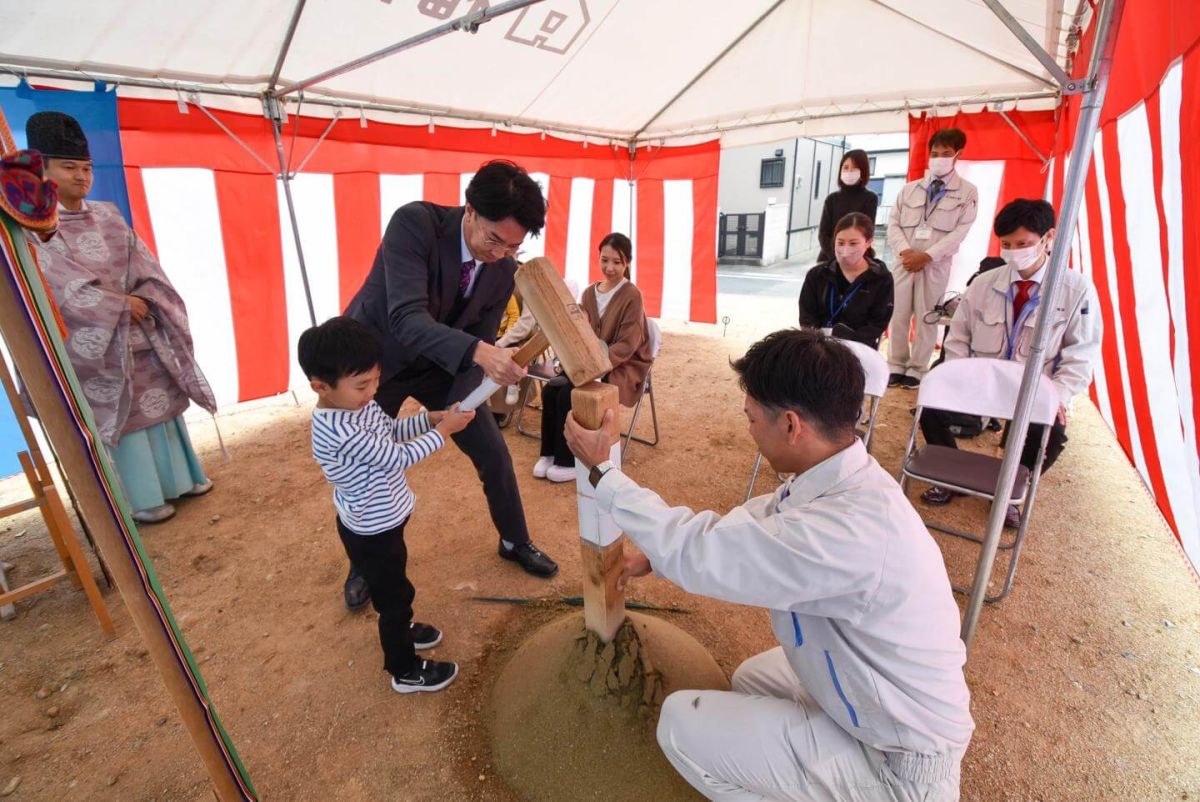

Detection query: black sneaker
xmin=343 ymin=567 xmax=370 ymax=611
xmin=499 ymin=541 xmax=559 ymax=577
xmin=390 ymin=659 xmax=459 ymax=694
xmin=887 ymin=372 xmax=905 ymax=387
xmin=899 ymin=375 xmax=921 ymax=389
xmin=922 ymin=486 xmax=958 ymax=505
xmin=411 ymin=622 xmax=443 ymax=651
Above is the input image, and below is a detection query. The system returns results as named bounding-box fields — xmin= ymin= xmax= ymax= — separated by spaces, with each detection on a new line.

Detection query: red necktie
xmin=1012 ymin=279 xmax=1035 ymax=321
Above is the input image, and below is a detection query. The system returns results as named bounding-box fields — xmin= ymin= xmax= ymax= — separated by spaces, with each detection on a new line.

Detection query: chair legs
xmin=621 ymin=373 xmax=660 ymax=461
xmin=514 ymin=378 xmax=543 ymax=439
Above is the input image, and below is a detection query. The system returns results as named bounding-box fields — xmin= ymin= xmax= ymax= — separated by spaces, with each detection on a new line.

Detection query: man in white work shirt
xmin=920 ymin=198 xmax=1102 ymax=528
xmin=564 ymin=330 xmax=973 ymax=801
xmin=887 ymin=127 xmax=979 ymax=389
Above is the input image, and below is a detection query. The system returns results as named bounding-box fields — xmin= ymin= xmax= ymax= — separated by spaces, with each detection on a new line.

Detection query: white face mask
xmin=835 ymin=244 xmax=866 ymax=266
xmin=1001 ymin=240 xmax=1045 ymax=273
xmin=928 ymin=156 xmax=955 ymax=177
xmin=840 ymin=169 xmax=861 ymax=185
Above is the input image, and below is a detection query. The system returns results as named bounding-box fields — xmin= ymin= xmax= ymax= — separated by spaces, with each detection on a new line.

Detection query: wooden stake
xmin=0 ymin=255 xmax=248 ymax=799
xmin=571 ymin=381 xmax=625 ymax=642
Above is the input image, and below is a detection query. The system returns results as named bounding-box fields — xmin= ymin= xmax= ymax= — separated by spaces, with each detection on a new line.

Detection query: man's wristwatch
xmin=588 ymin=460 xmax=616 ymax=489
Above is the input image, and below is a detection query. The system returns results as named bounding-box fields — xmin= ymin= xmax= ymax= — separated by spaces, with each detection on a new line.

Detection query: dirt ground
xmin=1 ymin=312 xmax=1198 ymax=801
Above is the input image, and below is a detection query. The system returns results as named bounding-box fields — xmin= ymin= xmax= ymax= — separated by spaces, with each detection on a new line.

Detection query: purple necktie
xmin=459 ymin=259 xmax=475 ymax=297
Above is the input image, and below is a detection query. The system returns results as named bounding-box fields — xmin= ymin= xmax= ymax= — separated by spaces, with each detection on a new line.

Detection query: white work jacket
xmin=886 ymin=171 xmax=979 ymax=268
xmin=595 ymin=440 xmax=974 ymax=758
xmin=943 ymin=262 xmax=1102 ymax=406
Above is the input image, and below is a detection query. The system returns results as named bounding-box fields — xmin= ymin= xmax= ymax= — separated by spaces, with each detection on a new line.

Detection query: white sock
xmin=501 ymin=540 xmax=515 ymax=550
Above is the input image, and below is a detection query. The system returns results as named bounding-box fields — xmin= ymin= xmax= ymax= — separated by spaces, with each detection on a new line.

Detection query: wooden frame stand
xmin=0 ymin=356 xmax=113 ymax=636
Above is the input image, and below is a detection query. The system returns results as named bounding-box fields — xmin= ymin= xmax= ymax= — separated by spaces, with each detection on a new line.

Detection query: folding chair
xmin=898 ymin=358 xmax=1058 ymax=603
xmin=514 ymin=318 xmax=661 ymax=462
xmin=621 ymin=318 xmax=661 ymax=460
xmin=744 ymin=339 xmax=889 ymax=503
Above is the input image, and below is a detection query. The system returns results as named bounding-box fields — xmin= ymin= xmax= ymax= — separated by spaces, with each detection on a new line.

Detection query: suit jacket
xmin=344 ymin=202 xmax=516 ymax=383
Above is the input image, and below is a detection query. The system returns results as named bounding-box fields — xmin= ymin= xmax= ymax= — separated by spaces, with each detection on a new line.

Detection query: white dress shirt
xmin=459 ymin=222 xmax=482 ymax=299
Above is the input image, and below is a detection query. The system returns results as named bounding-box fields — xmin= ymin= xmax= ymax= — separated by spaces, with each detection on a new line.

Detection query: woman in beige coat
xmin=533 ymin=232 xmax=653 ymax=482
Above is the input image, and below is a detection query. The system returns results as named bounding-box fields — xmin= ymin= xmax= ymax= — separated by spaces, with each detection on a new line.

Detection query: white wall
xmin=762 ymin=202 xmax=789 ymax=264
xmin=718 ymin=140 xmax=796 ymax=215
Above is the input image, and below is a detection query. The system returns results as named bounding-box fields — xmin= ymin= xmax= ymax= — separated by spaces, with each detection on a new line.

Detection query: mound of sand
xmin=489 ymin=611 xmax=729 ymax=801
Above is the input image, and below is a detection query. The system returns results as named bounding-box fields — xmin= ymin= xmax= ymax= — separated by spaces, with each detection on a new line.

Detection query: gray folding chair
xmin=621 ymin=318 xmax=662 ymax=460
xmin=898 ymin=358 xmax=1059 ymax=603
xmin=744 ymin=339 xmax=889 ymax=503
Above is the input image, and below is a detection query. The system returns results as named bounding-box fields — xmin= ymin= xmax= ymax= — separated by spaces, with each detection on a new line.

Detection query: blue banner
xmin=0 ymin=80 xmax=131 ymax=476
xmin=0 ymin=80 xmax=131 ymax=223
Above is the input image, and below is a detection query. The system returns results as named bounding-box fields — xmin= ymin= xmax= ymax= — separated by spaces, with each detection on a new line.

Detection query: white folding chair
xmin=621 ymin=318 xmax=661 ymax=460
xmin=898 ymin=358 xmax=1059 ymax=603
xmin=744 ymin=340 xmax=889 ymax=503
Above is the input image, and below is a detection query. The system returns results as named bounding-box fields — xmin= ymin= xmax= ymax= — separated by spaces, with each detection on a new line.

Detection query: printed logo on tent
xmin=505 ymin=1 xmax=591 ymax=54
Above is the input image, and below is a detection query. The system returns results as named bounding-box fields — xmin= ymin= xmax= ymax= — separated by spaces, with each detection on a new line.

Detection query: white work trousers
xmin=656 ymin=648 xmax=961 ymax=801
xmin=887 ymin=261 xmax=951 ymax=378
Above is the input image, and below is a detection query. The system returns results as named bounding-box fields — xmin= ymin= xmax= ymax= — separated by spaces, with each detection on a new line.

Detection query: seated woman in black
xmin=798 ymin=212 xmax=894 ymax=348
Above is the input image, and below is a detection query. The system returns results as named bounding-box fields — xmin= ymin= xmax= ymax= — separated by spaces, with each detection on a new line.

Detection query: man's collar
xmin=56 ymin=199 xmax=87 ymax=212
xmin=460 ymin=218 xmax=476 ymax=266
xmin=923 ymin=169 xmax=960 ymax=190
xmin=776 ymin=438 xmax=869 ymax=511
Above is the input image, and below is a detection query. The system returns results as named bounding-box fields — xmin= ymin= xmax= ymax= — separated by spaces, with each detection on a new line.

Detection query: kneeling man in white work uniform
xmin=564 ymin=329 xmax=974 ymax=801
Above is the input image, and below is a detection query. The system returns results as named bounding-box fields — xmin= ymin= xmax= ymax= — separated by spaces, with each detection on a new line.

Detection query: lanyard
xmin=1003 ymin=283 xmax=1041 ymax=360
xmin=826 ymin=280 xmax=864 ymax=326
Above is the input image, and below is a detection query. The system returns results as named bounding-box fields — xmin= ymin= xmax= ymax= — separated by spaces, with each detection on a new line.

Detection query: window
xmin=868 ymin=156 xmax=877 ymax=175
xmin=760 ymin=157 xmax=785 ymax=188
xmin=813 ymin=161 xmax=822 ymax=199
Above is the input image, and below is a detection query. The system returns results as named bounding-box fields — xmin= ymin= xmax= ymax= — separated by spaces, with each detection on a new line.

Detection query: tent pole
xmin=960 ymin=0 xmax=1126 ymax=651
xmin=269 ymin=0 xmax=308 ymax=89
xmin=265 ymin=96 xmax=318 ymax=327
xmin=980 ymin=0 xmax=1077 ymax=90
xmin=275 ymin=0 xmax=544 ymax=98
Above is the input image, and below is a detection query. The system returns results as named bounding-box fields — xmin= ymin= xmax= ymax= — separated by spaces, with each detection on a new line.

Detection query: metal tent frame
xmin=2 ymin=0 xmax=1125 ymax=653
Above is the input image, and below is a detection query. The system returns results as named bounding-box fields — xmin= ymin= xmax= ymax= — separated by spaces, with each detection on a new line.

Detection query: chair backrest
xmin=839 ymin=340 xmax=889 ymax=399
xmin=646 ymin=317 xmax=663 ymax=359
xmin=917 ymin=358 xmax=1059 ymax=424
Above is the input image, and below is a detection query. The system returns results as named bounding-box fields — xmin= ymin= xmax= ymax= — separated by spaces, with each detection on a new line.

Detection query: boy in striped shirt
xmin=299 ymin=317 xmax=475 ymax=694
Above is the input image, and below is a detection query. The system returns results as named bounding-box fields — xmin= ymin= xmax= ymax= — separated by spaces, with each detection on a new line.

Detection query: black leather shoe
xmin=344 ymin=567 xmax=370 ymax=610
xmin=499 ymin=541 xmax=559 ymax=577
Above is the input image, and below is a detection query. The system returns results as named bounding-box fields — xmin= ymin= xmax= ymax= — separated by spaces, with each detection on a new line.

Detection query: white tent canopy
xmin=2 ymin=0 xmax=1081 ymax=145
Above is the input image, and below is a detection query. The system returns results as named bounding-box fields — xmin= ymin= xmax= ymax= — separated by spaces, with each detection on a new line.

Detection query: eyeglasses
xmin=481 ymin=226 xmax=524 ymax=255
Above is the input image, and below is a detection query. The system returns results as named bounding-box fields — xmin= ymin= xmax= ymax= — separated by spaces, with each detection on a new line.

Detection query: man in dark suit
xmin=342 ymin=160 xmax=558 ymax=607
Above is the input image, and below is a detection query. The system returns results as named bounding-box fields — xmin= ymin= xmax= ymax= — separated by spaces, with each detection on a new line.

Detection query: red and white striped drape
xmin=116 ymin=99 xmax=718 ymax=408
xmin=1047 ymin=0 xmax=1200 ymax=571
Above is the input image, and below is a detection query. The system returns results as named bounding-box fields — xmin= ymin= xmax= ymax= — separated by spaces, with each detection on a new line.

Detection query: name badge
xmin=819 ymin=327 xmax=833 ymax=337
xmin=914 ymin=225 xmax=933 ymax=241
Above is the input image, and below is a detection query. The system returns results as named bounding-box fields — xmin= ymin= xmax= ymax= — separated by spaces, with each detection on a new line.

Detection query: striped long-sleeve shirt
xmin=311 ymin=402 xmax=445 ymax=535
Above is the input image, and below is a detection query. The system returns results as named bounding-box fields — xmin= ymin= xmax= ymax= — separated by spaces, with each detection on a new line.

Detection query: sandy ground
xmin=1 ymin=287 xmax=1198 ymax=801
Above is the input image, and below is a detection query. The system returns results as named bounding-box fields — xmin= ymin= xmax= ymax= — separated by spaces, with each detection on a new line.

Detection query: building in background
xmin=717 ymin=133 xmax=909 ymax=266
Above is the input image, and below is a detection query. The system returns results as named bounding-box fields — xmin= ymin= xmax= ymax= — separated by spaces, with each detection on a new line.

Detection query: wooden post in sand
xmin=515 ymin=258 xmax=626 ymax=642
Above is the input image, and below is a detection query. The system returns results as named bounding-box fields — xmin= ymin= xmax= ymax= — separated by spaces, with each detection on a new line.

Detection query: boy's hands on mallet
xmin=433 ymin=403 xmax=475 ymax=437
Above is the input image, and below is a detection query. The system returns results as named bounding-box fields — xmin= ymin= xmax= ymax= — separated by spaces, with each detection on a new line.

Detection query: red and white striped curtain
xmin=116 ymin=99 xmax=718 ymax=409
xmin=1048 ymin=0 xmax=1200 ymax=570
